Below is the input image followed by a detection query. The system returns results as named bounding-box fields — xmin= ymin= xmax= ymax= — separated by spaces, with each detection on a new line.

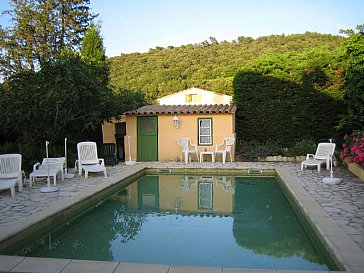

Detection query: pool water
xmin=14 ymin=175 xmax=332 ymax=270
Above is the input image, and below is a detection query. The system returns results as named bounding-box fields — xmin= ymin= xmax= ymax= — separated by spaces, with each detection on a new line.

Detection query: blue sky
xmin=1 ymin=0 xmax=363 ymax=57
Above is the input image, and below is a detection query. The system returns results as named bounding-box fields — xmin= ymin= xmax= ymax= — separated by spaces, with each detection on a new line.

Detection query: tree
xmin=81 ymin=23 xmax=105 ymax=65
xmin=108 ymin=33 xmax=345 ymax=102
xmin=0 ymin=0 xmax=96 ymax=77
xmin=80 ymin=22 xmax=108 ymax=85
xmin=339 ymin=25 xmax=364 ymax=131
xmin=0 ymin=54 xmax=115 ymax=168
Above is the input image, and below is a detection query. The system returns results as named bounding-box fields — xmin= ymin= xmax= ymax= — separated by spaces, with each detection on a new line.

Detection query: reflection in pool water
xmin=14 ymin=175 xmax=332 ymax=270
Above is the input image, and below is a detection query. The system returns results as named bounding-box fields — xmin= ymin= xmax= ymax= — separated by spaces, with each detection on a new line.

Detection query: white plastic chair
xmin=215 ymin=137 xmax=235 ymax=164
xmin=0 ymin=154 xmax=24 ymax=197
xmin=29 ymin=157 xmax=65 ymax=187
xmin=301 ymin=142 xmax=336 ymax=172
xmin=215 ymin=176 xmax=235 ymax=193
xmin=76 ymin=142 xmax=107 ymax=178
xmin=180 ymin=176 xmax=197 ymax=191
xmin=177 ymin=137 xmax=199 ymax=164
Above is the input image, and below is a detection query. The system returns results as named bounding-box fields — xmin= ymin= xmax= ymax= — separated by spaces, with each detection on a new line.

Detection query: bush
xmin=0 ymin=55 xmax=115 ymax=171
xmin=283 ymin=139 xmax=317 ymax=157
xmin=233 ymin=47 xmax=346 ymax=145
xmin=236 ymin=140 xmax=283 ymax=161
xmin=233 ymin=71 xmax=345 ymax=145
xmin=340 ymin=131 xmax=364 ymax=167
xmin=236 ymin=139 xmax=318 ymax=161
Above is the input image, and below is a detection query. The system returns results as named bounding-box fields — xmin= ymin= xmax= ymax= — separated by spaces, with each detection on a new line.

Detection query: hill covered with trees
xmin=109 ymin=32 xmax=346 ymax=103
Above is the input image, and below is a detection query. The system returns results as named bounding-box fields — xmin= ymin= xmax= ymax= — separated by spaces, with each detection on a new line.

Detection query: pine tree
xmin=80 ymin=22 xmax=109 ymax=86
xmin=81 ymin=23 xmax=106 ymax=65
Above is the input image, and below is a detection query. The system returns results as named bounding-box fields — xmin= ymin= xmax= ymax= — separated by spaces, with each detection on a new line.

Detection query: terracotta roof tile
xmin=125 ymin=104 xmax=237 ymax=116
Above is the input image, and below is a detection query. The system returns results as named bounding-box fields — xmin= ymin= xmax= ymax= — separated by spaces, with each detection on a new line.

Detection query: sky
xmin=0 ymin=0 xmax=363 ymax=57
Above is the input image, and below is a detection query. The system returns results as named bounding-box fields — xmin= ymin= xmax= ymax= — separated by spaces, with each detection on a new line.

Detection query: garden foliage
xmin=340 ymin=131 xmax=364 ymax=167
xmin=0 ymin=1 xmax=147 ymax=170
xmin=0 ymin=55 xmax=116 ymax=168
xmin=0 ymin=0 xmax=96 ymax=77
xmin=233 ymin=47 xmax=346 ymax=145
xmin=109 ymin=33 xmax=345 ymax=103
xmin=339 ymin=26 xmax=364 ymax=132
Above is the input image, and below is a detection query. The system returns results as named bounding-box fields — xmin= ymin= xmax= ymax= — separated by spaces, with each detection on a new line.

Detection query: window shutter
xmin=185 ymin=94 xmax=190 ymax=103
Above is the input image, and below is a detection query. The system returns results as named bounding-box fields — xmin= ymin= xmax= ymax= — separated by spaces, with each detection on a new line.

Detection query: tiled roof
xmin=125 ymin=104 xmax=237 ymax=116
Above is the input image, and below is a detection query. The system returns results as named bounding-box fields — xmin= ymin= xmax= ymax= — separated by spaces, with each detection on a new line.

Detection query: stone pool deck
xmin=0 ymin=161 xmax=363 ymax=273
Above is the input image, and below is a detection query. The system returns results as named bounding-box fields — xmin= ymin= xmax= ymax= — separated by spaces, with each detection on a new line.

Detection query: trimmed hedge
xmin=233 ymin=70 xmax=345 ymax=145
xmin=233 ymin=47 xmax=347 ymax=145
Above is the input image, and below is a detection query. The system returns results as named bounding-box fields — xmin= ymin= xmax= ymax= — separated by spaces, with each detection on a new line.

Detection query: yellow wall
xmin=126 ymin=175 xmax=234 ymax=213
xmin=101 ymin=116 xmax=126 ymax=144
xmin=102 ymin=122 xmax=116 ymax=144
xmin=103 ymin=113 xmax=235 ymax=162
xmin=158 ymin=176 xmax=234 ymax=213
xmin=157 ymin=113 xmax=235 ymax=162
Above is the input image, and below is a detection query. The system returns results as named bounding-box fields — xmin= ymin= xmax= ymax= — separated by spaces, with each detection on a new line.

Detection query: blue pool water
xmin=13 ymin=175 xmax=334 ymax=270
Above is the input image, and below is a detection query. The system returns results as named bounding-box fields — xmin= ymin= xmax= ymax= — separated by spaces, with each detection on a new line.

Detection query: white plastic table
xmin=200 ymin=151 xmax=215 ymax=163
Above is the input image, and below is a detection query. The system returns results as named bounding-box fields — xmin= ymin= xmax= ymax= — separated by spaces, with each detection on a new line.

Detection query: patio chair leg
xmin=10 ymin=186 xmax=15 ymax=197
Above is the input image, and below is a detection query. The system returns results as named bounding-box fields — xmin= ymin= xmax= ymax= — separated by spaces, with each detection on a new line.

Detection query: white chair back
xmin=77 ymin=142 xmax=99 ymax=165
xmin=216 ymin=137 xmax=235 ymax=153
xmin=225 ymin=137 xmax=235 ymax=153
xmin=0 ymin=154 xmax=22 ymax=179
xmin=177 ymin=137 xmax=199 ymax=163
xmin=315 ymin=143 xmax=336 ymax=160
xmin=177 ymin=137 xmax=191 ymax=152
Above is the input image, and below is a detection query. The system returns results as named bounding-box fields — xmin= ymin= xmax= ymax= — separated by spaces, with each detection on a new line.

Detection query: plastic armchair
xmin=215 ymin=137 xmax=235 ymax=164
xmin=177 ymin=137 xmax=199 ymax=164
xmin=0 ymin=154 xmax=24 ymax=197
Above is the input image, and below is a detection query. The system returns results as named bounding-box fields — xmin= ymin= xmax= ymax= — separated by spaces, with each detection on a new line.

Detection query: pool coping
xmin=0 ymin=165 xmax=362 ymax=273
xmin=275 ymin=167 xmax=364 ymax=273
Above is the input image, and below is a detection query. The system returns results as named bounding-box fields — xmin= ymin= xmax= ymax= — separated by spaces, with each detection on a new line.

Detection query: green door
xmin=138 ymin=176 xmax=159 ymax=209
xmin=137 ymin=116 xmax=158 ymax=161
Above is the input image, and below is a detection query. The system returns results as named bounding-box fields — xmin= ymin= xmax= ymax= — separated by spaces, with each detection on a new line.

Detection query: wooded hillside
xmin=109 ymin=32 xmax=346 ymax=102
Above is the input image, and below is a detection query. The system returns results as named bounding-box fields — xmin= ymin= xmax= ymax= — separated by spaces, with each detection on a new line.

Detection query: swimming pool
xmin=7 ymin=174 xmax=337 ymax=271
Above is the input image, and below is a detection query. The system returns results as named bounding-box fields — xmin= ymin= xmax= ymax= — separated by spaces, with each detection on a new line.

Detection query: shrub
xmin=283 ymin=139 xmax=317 ymax=157
xmin=233 ymin=47 xmax=346 ymax=145
xmin=236 ymin=140 xmax=282 ymax=161
xmin=340 ymin=131 xmax=364 ymax=167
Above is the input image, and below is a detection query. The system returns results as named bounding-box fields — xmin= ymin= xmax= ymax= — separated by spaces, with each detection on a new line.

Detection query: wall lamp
xmin=173 ymin=114 xmax=179 ymax=129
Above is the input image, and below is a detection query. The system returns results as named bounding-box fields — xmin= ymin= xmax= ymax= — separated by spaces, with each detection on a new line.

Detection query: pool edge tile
xmin=169 ymin=265 xmax=221 ymax=273
xmin=223 ymin=268 xmax=276 ymax=273
xmin=114 ymin=262 xmax=170 ymax=273
xmin=61 ymin=259 xmax=118 ymax=273
xmin=274 ymin=167 xmax=363 ymax=273
xmin=0 ymin=255 xmax=26 ymax=272
xmin=10 ymin=256 xmax=71 ymax=273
